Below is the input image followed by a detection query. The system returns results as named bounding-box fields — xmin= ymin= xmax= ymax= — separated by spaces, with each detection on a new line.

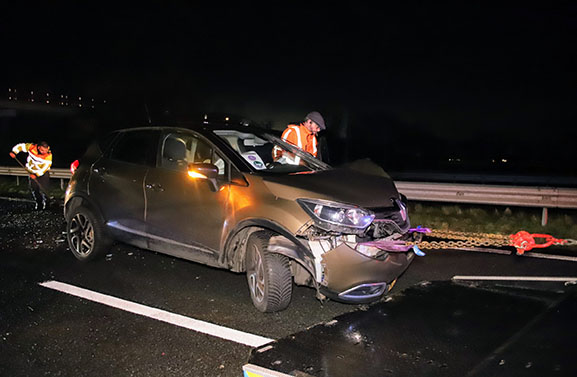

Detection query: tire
xmin=246 ymin=231 xmax=293 ymax=312
xmin=66 ymin=206 xmax=110 ymax=261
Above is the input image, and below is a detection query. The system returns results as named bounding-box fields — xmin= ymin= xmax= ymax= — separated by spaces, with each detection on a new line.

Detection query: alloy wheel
xmin=68 ymin=213 xmax=95 ymax=256
xmin=248 ymin=244 xmax=266 ymax=303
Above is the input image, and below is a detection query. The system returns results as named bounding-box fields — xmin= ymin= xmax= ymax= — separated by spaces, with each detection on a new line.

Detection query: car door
xmin=89 ymin=129 xmax=160 ymax=236
xmin=144 ymin=131 xmax=230 ymax=260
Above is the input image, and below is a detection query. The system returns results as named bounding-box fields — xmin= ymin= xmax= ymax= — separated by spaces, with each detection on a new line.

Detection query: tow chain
xmin=407 ymin=228 xmax=577 ymax=255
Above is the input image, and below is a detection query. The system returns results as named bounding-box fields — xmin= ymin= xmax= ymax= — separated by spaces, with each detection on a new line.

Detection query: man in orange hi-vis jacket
xmin=10 ymin=141 xmax=53 ymax=210
xmin=273 ymin=111 xmax=326 ymax=164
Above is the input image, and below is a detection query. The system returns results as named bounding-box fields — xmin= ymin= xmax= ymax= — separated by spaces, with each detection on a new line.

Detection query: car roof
xmin=113 ymin=123 xmax=278 ymax=137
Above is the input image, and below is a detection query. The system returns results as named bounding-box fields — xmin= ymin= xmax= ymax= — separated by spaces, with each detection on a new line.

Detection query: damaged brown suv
xmin=64 ymin=125 xmax=416 ymax=312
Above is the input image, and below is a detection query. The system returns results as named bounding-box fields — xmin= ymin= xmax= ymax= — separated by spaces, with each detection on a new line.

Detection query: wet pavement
xmin=247 ymin=282 xmax=576 ymax=376
xmin=1 ymin=198 xmax=576 ymax=376
xmin=0 ymin=199 xmax=360 ymax=376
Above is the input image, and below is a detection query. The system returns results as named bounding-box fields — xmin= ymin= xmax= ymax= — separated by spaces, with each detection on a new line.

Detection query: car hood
xmin=261 ymin=168 xmax=400 ymax=209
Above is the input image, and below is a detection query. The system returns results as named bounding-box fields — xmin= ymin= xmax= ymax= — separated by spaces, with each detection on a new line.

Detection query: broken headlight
xmin=297 ymin=198 xmax=375 ymax=234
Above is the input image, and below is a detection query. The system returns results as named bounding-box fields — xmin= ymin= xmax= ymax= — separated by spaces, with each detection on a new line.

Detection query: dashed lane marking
xmin=39 ymin=280 xmax=274 ymax=348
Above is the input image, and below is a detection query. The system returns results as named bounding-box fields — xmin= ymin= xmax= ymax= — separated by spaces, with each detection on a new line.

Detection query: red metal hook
xmin=509 ymin=231 xmax=565 ymax=255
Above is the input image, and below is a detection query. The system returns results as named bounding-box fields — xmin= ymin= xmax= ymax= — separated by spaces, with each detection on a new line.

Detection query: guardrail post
xmin=541 ymin=207 xmax=548 ymax=226
xmin=16 ymin=176 xmax=19 ymax=186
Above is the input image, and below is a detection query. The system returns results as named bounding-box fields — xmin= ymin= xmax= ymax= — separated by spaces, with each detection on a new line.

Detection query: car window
xmin=99 ymin=132 xmax=119 ymax=153
xmin=109 ymin=130 xmax=160 ymax=166
xmin=161 ymin=133 xmax=227 ymax=178
xmin=160 ymin=134 xmax=189 ymax=171
xmin=214 ymin=129 xmax=330 ymax=173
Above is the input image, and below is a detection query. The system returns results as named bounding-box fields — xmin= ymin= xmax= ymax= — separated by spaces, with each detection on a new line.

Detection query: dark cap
xmin=305 ymin=111 xmax=326 ymax=130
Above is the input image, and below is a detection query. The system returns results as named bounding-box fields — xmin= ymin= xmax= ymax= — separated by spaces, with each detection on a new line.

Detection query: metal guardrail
xmin=0 ymin=167 xmax=71 ymax=179
xmin=395 ymin=181 xmax=577 ymax=209
xmin=1 ymin=166 xmax=576 ymax=224
xmin=0 ymin=167 xmax=71 ymax=189
xmin=390 ymin=171 xmax=577 ymax=187
xmin=395 ymin=181 xmax=577 ymax=226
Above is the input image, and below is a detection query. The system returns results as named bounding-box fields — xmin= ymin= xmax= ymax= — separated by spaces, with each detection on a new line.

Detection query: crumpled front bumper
xmin=319 ymin=242 xmax=414 ymax=303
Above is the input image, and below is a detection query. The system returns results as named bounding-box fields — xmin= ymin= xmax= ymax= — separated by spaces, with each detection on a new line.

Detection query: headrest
xmin=163 ymin=137 xmax=186 ymax=161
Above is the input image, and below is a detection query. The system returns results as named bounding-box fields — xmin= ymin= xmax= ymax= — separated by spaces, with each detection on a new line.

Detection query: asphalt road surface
xmin=1 ymin=198 xmax=575 ymax=377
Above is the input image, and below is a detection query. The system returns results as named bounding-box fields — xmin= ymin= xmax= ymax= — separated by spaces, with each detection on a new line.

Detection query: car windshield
xmin=213 ymin=129 xmax=331 ymax=173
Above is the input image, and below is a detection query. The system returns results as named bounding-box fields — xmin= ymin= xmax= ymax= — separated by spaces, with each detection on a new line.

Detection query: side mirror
xmin=187 ymin=163 xmax=219 ymax=191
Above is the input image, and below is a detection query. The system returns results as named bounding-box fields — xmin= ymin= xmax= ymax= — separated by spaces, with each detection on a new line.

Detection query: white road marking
xmin=522 ymin=251 xmax=577 ymax=262
xmin=452 ymin=275 xmax=577 ymax=282
xmin=39 ymin=280 xmax=274 ymax=348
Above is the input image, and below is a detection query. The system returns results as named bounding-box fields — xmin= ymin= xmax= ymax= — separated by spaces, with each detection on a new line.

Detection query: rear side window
xmin=109 ymin=130 xmax=160 ymax=166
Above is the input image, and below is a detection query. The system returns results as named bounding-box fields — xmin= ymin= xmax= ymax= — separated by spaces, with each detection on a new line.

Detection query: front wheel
xmin=66 ymin=206 xmax=110 ymax=261
xmin=246 ymin=231 xmax=293 ymax=312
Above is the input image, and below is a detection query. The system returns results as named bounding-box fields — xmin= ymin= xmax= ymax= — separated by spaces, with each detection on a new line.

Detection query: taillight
xmin=70 ymin=160 xmax=79 ymax=174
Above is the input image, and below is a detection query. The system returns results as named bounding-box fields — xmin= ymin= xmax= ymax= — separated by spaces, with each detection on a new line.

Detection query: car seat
xmin=162 ymin=137 xmax=187 ymax=170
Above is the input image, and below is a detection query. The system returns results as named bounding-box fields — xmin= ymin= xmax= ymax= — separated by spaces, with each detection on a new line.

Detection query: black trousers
xmin=29 ymin=173 xmax=50 ymax=207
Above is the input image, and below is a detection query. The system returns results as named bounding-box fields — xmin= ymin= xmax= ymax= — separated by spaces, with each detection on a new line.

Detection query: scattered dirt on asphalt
xmin=0 ymin=199 xmax=67 ymax=252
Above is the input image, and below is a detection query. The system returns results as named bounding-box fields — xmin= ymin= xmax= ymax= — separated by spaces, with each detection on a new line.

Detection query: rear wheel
xmin=246 ymin=231 xmax=293 ymax=312
xmin=66 ymin=206 xmax=110 ymax=261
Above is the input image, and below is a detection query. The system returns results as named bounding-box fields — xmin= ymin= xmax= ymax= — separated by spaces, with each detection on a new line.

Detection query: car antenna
xmin=144 ymin=102 xmax=152 ymax=125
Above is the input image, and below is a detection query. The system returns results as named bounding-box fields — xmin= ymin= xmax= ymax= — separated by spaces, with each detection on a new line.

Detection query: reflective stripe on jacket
xmin=279 ymin=123 xmax=318 ymax=157
xmin=12 ymin=143 xmax=53 ymax=176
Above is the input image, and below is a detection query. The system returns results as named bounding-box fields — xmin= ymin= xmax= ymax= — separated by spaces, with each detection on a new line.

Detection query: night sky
xmin=1 ymin=2 xmax=576 ymax=175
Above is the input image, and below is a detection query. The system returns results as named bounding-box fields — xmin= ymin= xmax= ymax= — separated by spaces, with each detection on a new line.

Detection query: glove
xmin=30 ymin=174 xmax=37 ymax=180
xmin=9 ymin=152 xmax=16 ymax=159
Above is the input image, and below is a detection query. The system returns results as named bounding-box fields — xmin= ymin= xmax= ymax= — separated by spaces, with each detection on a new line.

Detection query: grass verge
xmin=408 ymin=202 xmax=577 ymax=239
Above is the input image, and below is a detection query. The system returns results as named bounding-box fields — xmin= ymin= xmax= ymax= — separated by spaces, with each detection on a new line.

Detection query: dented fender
xmin=267 ymin=235 xmax=317 ymax=285
xmin=222 ymin=218 xmax=316 ymax=279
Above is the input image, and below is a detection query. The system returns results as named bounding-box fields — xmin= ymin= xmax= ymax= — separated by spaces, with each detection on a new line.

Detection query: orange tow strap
xmin=509 ymin=231 xmax=566 ymax=255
